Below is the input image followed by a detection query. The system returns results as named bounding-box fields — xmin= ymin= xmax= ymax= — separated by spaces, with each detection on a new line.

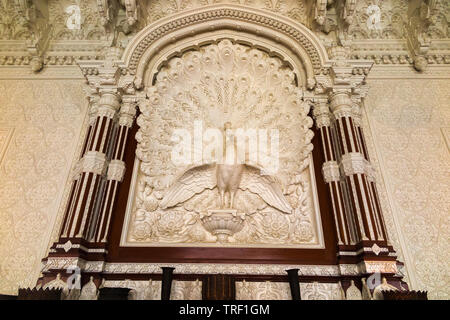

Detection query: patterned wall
xmin=363 ymin=79 xmax=450 ymax=300
xmin=0 ymin=80 xmax=88 ymax=295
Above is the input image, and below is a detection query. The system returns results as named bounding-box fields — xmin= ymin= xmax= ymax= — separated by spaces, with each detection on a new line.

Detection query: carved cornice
xmin=0 ymin=1 xmax=448 ymax=76
xmin=405 ymin=0 xmax=449 ymax=72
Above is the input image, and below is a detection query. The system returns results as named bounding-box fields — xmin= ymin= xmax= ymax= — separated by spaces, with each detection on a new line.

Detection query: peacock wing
xmin=239 ymin=164 xmax=293 ymax=214
xmin=159 ymin=164 xmax=217 ymax=209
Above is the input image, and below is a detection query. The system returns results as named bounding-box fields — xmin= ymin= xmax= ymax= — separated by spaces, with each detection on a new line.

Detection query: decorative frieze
xmin=42 ymin=258 xmax=360 ymax=277
xmin=359 ymin=261 xmax=398 ymax=275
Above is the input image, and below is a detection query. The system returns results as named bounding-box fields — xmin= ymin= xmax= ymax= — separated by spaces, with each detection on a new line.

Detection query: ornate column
xmin=58 ymin=89 xmax=121 ymax=242
xmin=313 ymin=99 xmax=357 ymax=246
xmin=42 ymin=48 xmax=138 ymax=286
xmin=330 ymin=89 xmax=388 ymax=245
xmin=88 ymin=95 xmax=137 ymax=243
xmin=313 ymin=46 xmax=401 ymax=286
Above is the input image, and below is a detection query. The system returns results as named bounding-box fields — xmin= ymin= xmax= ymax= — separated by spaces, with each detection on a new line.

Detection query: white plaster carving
xmin=340 ymin=152 xmax=374 ymax=178
xmin=81 ymin=151 xmax=107 ymax=175
xmin=104 ymin=279 xmax=202 ymax=300
xmin=322 ymin=161 xmax=340 ymax=183
xmin=43 ymin=273 xmax=68 ymax=291
xmin=79 ymin=276 xmax=98 ymax=300
xmin=345 ymin=280 xmax=362 ymax=300
xmin=236 ymin=281 xmax=343 ymax=300
xmin=359 ymin=261 xmax=398 ymax=274
xmin=200 ymin=209 xmax=245 ymax=243
xmin=41 ymin=258 xmax=360 ymax=277
xmin=0 ymin=0 xmax=448 ymax=301
xmin=65 ymin=5 xmax=82 ymax=30
xmin=372 ymin=277 xmax=398 ymax=300
xmin=366 ymin=4 xmax=382 ymax=31
xmin=124 ymin=40 xmax=323 ymax=248
xmin=107 ymin=159 xmax=126 ymax=181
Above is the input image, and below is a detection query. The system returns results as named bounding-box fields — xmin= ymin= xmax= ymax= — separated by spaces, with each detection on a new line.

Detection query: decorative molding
xmin=42 ymin=258 xmax=363 ymax=277
xmin=115 ymin=3 xmax=336 ymax=90
xmin=104 ymin=279 xmax=202 ymax=300
xmin=236 ymin=281 xmax=343 ymax=300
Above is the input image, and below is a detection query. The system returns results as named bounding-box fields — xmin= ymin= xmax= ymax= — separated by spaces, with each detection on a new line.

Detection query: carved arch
xmin=120 ymin=4 xmax=332 ymax=90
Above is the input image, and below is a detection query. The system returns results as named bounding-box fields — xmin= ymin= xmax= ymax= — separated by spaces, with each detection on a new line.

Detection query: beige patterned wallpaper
xmin=0 ymin=80 xmax=88 ymax=295
xmin=363 ymin=79 xmax=450 ymax=300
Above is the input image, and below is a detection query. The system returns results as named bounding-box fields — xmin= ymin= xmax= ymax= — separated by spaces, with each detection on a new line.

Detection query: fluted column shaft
xmin=313 ymin=101 xmax=357 ymax=246
xmin=59 ymin=90 xmax=121 ymax=240
xmin=88 ymin=96 xmax=137 ymax=242
xmin=329 ymin=90 xmax=388 ymax=245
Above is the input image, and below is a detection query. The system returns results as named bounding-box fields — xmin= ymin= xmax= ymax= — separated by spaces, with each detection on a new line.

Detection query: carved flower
xmin=260 ymin=212 xmax=289 ymax=239
xmin=132 ymin=222 xmax=152 ymax=241
xmin=156 ymin=211 xmax=185 ymax=236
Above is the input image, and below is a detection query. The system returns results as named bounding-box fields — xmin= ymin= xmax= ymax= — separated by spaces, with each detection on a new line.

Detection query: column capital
xmin=312 ymin=99 xmax=332 ymax=128
xmin=329 ymin=89 xmax=353 ymax=117
xmin=87 ymin=94 xmax=101 ymax=124
xmin=118 ymin=95 xmax=138 ymax=127
xmin=96 ymin=89 xmax=121 ymax=119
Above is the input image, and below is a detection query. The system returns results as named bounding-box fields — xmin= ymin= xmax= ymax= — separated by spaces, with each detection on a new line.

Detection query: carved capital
xmin=329 ymin=90 xmax=353 ymax=116
xmin=96 ymin=90 xmax=121 ymax=118
xmin=119 ymin=96 xmax=138 ymax=127
xmin=312 ymin=100 xmax=331 ymax=128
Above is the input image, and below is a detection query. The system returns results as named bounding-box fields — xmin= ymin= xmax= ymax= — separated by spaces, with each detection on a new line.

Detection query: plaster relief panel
xmin=347 ymin=0 xmax=409 ymax=39
xmin=235 ymin=281 xmax=343 ymax=300
xmin=144 ymin=0 xmax=308 ymax=26
xmin=104 ymin=280 xmax=202 ymax=300
xmin=48 ymin=0 xmax=108 ymax=40
xmin=121 ymin=40 xmax=324 ymax=248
